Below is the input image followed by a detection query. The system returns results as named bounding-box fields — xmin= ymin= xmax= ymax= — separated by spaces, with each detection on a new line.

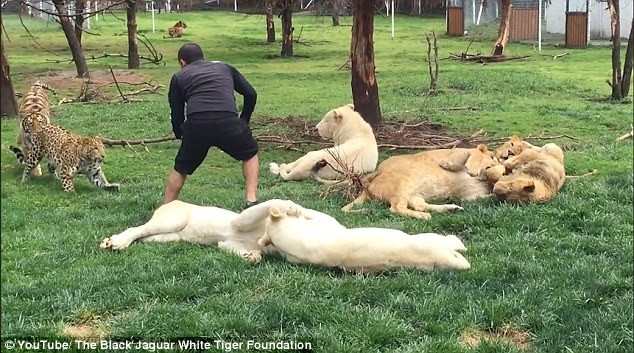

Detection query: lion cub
xmin=342 ymin=144 xmax=500 ymax=220
xmin=488 ymin=142 xmax=566 ymax=203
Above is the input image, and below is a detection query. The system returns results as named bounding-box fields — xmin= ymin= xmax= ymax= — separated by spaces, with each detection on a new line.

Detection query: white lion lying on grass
xmin=257 ymin=202 xmax=471 ymax=274
xmin=100 ymin=199 xmax=344 ymax=264
xmin=269 ymin=103 xmax=378 ymax=183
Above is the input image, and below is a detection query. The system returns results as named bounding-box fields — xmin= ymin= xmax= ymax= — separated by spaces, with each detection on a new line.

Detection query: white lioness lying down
xmin=257 ymin=203 xmax=471 ymax=274
xmin=100 ymin=199 xmax=343 ymax=263
xmin=342 ymin=144 xmax=500 ymax=220
xmin=269 ymin=104 xmax=378 ymax=183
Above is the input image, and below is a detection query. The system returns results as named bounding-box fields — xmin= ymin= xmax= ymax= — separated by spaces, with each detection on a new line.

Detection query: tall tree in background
xmin=1 ymin=15 xmax=18 ymax=118
xmin=492 ymin=0 xmax=512 ymax=55
xmin=266 ymin=0 xmax=276 ymax=43
xmin=606 ymin=0 xmax=633 ymax=99
xmin=126 ymin=0 xmax=140 ymax=69
xmin=74 ymin=0 xmax=87 ymax=45
xmin=52 ymin=0 xmax=89 ymax=77
xmin=350 ymin=0 xmax=381 ymax=126
xmin=279 ymin=0 xmax=293 ymax=57
xmin=330 ymin=0 xmax=340 ymax=26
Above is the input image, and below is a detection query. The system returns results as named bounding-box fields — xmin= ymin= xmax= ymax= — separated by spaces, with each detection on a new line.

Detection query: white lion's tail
xmin=269 ymin=162 xmax=281 ymax=175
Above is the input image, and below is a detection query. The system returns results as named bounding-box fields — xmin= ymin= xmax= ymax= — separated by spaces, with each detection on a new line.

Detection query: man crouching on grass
xmin=163 ymin=43 xmax=260 ymax=208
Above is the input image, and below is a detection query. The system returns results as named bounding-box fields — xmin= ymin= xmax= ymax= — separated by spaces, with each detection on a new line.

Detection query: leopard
xmin=10 ymin=124 xmax=120 ymax=193
xmin=16 ymin=80 xmax=56 ymax=177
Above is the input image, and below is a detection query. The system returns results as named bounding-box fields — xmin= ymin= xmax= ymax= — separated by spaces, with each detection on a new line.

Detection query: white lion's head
xmin=315 ymin=103 xmax=369 ymax=144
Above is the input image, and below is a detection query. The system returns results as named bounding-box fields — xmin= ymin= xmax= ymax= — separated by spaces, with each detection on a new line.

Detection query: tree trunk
xmin=74 ymin=0 xmax=86 ymax=45
xmin=1 ymin=16 xmax=18 ymax=118
xmin=411 ymin=0 xmax=420 ymax=15
xmin=620 ymin=18 xmax=633 ymax=97
xmin=331 ymin=0 xmax=340 ymax=26
xmin=266 ymin=0 xmax=276 ymax=43
xmin=126 ymin=0 xmax=139 ymax=69
xmin=350 ymin=0 xmax=382 ymax=127
xmin=492 ymin=0 xmax=512 ymax=55
xmin=52 ymin=0 xmax=89 ymax=78
xmin=607 ymin=0 xmax=622 ymax=99
xmin=280 ymin=0 xmax=293 ymax=57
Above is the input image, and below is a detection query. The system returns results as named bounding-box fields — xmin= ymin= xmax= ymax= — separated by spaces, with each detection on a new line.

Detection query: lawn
xmin=1 ymin=10 xmax=633 ymax=353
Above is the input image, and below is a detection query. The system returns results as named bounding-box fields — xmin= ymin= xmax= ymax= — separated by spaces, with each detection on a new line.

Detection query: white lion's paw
xmin=269 ymin=163 xmax=280 ymax=175
xmin=107 ymin=234 xmax=133 ymax=251
xmin=99 ymin=237 xmax=112 ymax=249
xmin=242 ymin=250 xmax=262 ymax=265
xmin=446 ymin=204 xmax=464 ymax=212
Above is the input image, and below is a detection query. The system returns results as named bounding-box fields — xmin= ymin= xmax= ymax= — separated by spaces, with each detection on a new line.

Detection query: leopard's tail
xmin=9 ymin=145 xmax=25 ymax=164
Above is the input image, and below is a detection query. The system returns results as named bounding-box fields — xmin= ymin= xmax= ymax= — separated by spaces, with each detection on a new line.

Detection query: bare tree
xmin=279 ymin=0 xmax=293 ymax=57
xmin=623 ymin=19 xmax=634 ymax=98
xmin=331 ymin=0 xmax=340 ymax=26
xmin=606 ymin=0 xmax=633 ymax=99
xmin=350 ymin=0 xmax=381 ymax=126
xmin=74 ymin=0 xmax=87 ymax=45
xmin=1 ymin=16 xmax=18 ymax=118
xmin=52 ymin=0 xmax=89 ymax=77
xmin=492 ymin=0 xmax=512 ymax=55
xmin=266 ymin=0 xmax=276 ymax=43
xmin=126 ymin=0 xmax=139 ymax=69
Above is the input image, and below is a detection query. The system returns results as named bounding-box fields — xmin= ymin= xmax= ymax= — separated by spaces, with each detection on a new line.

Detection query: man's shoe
xmin=244 ymin=200 xmax=259 ymax=209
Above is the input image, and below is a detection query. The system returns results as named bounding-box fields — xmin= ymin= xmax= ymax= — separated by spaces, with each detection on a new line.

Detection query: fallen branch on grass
xmin=97 ymin=129 xmax=486 ymax=153
xmin=533 ymin=46 xmax=570 ymax=60
xmin=337 ymin=57 xmax=351 ymax=71
xmin=53 ymin=74 xmax=163 ymax=106
xmin=449 ymin=52 xmax=530 ymax=64
xmin=475 ymin=133 xmax=581 ymax=144
xmin=616 ymin=124 xmax=633 ymax=142
xmin=433 ymin=106 xmax=480 ymax=111
xmin=566 ymin=169 xmax=598 ymax=180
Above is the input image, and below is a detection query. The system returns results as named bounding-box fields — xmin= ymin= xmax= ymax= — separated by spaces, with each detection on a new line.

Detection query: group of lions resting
xmin=101 ymin=104 xmax=572 ymax=274
xmin=268 ymin=103 xmax=568 ymax=219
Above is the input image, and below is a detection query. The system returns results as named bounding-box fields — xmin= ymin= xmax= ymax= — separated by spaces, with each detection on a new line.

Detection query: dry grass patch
xmin=60 ymin=308 xmax=109 ymax=342
xmin=459 ymin=324 xmax=533 ymax=351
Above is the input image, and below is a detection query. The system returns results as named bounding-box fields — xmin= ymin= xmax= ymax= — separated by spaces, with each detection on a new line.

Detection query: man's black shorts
xmin=174 ymin=114 xmax=259 ymax=175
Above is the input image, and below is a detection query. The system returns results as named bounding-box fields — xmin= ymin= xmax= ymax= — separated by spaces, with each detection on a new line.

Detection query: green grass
xmin=2 ymin=10 xmax=633 ymax=353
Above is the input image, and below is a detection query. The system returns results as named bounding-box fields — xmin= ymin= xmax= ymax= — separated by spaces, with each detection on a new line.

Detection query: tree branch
xmin=616 ymin=124 xmax=633 ymax=142
xmin=16 ymin=0 xmax=128 ymax=18
xmin=17 ymin=9 xmax=61 ymax=56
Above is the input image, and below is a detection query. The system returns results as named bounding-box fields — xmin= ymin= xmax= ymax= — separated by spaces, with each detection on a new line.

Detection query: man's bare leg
xmin=163 ymin=169 xmax=187 ymax=204
xmin=242 ymin=154 xmax=259 ymax=203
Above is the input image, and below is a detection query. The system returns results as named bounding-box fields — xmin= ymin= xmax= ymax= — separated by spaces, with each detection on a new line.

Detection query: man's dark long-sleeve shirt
xmin=168 ymin=60 xmax=257 ymax=138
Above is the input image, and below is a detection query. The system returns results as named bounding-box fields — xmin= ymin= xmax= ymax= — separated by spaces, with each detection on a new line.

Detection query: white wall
xmin=545 ymin=0 xmax=633 ymax=39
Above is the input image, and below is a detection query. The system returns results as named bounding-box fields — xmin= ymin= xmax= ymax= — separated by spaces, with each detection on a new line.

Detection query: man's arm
xmin=229 ymin=65 xmax=257 ymax=124
xmin=168 ymin=75 xmax=186 ymax=139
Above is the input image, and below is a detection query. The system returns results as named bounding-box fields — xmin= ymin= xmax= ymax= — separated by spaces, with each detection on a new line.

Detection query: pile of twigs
xmin=317 ymin=150 xmax=367 ymax=201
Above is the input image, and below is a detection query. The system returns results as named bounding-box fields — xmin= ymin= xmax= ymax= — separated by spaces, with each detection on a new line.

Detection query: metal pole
xmin=152 ymin=0 xmax=155 ymax=33
xmin=538 ymin=0 xmax=542 ymax=51
xmin=234 ymin=0 xmax=237 ymax=11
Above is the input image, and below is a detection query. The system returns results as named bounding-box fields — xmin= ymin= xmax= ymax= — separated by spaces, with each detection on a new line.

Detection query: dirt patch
xmin=61 ymin=324 xmax=108 ymax=342
xmin=60 ymin=309 xmax=109 ymax=342
xmin=32 ymin=70 xmax=151 ymax=92
xmin=251 ymin=115 xmax=476 ymax=150
xmin=459 ymin=325 xmax=533 ymax=351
